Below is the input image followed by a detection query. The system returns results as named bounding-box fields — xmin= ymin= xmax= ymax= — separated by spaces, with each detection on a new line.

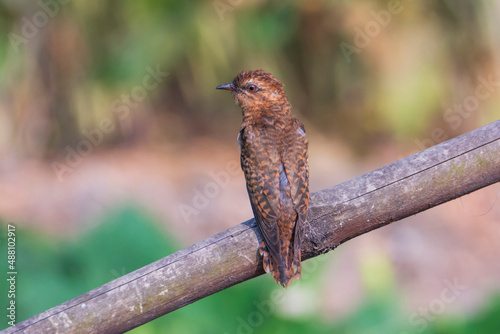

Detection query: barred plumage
xmin=217 ymin=70 xmax=309 ymax=287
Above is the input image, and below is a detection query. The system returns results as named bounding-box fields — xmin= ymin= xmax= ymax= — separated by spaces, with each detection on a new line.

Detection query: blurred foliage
xmin=0 ymin=0 xmax=498 ymax=157
xmin=1 ymin=209 xmax=500 ymax=333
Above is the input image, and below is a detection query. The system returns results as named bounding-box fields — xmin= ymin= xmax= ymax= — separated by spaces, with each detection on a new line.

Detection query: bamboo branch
xmin=3 ymin=121 xmax=499 ymax=334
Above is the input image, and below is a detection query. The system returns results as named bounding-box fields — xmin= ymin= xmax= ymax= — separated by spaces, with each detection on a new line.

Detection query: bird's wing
xmin=282 ymin=118 xmax=309 ymax=217
xmin=280 ymin=118 xmax=309 ymax=273
xmin=239 ymin=126 xmax=282 ymax=264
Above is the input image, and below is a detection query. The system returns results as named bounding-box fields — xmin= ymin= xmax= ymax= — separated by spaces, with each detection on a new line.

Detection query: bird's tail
xmin=259 ymin=238 xmax=301 ymax=288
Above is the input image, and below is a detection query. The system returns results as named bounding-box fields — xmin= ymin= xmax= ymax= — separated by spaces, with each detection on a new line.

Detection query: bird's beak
xmin=216 ymin=83 xmax=235 ymax=91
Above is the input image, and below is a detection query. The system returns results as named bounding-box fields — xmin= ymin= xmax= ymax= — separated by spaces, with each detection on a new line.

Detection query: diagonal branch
xmin=3 ymin=121 xmax=499 ymax=334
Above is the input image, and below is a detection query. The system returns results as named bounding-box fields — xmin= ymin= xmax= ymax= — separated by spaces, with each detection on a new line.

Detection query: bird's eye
xmin=247 ymin=84 xmax=258 ymax=92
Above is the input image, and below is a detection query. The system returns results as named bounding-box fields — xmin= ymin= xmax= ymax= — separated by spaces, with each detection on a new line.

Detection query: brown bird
xmin=216 ymin=70 xmax=309 ymax=287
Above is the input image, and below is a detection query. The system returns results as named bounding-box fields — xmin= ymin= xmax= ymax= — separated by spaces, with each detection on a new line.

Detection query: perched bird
xmin=216 ymin=70 xmax=309 ymax=287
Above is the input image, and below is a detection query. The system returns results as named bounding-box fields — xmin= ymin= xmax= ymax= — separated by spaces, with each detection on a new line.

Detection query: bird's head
xmin=216 ymin=70 xmax=290 ymax=119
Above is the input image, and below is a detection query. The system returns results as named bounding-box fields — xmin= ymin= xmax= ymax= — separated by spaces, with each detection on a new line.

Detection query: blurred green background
xmin=0 ymin=0 xmax=499 ymax=333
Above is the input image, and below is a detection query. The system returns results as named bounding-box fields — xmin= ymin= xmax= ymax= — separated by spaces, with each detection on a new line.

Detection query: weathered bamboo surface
xmin=3 ymin=120 xmax=499 ymax=334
